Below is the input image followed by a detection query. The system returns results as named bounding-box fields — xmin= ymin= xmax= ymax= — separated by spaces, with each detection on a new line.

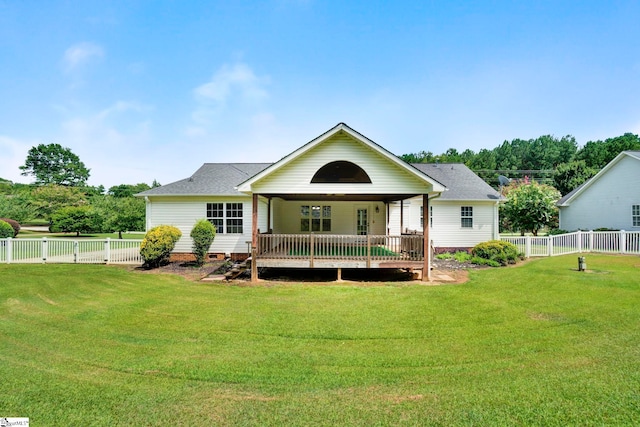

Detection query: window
xmin=633 ymin=205 xmax=640 ymax=227
xmin=206 ymin=203 xmax=224 ymax=233
xmin=430 ymin=205 xmax=433 ymax=228
xmin=461 ymin=206 xmax=473 ymax=228
xmin=301 ymin=205 xmax=331 ymax=232
xmin=226 ymin=203 xmax=243 ymax=234
xmin=311 ymin=161 xmax=372 ymax=183
xmin=207 ymin=202 xmax=243 ymax=234
xmin=420 ymin=205 xmax=433 ymax=229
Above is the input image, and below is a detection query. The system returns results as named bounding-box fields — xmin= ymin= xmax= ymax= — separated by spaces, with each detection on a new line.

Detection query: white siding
xmin=272 ymin=199 xmax=386 ymax=235
xmin=146 ymin=196 xmax=267 ymax=254
xmin=389 ymin=197 xmax=498 ymax=248
xmin=251 ymin=133 xmax=437 ymax=195
xmin=560 ymin=156 xmax=640 ymax=231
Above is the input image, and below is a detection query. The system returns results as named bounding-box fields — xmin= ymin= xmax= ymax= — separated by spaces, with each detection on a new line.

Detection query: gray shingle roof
xmin=136 ymin=163 xmax=271 ymax=196
xmin=412 ymin=163 xmax=500 ymax=200
xmin=138 ymin=161 xmax=499 ymax=201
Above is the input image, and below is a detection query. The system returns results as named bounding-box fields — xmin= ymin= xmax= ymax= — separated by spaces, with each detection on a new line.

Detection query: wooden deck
xmin=256 ymin=234 xmax=425 ymax=269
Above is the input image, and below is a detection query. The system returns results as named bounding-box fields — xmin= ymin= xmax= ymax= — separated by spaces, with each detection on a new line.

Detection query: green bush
xmin=140 ymin=225 xmax=182 ymax=268
xmin=0 ymin=220 xmax=13 ymax=238
xmin=190 ymin=219 xmax=216 ymax=266
xmin=0 ymin=217 xmax=20 ymax=237
xmin=472 ymin=240 xmax=522 ymax=266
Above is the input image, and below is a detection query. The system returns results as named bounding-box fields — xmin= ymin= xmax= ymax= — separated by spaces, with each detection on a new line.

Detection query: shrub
xmin=472 ymin=240 xmax=522 ymax=266
xmin=190 ymin=219 xmax=216 ymax=266
xmin=0 ymin=220 xmax=13 ymax=238
xmin=140 ymin=225 xmax=182 ymax=268
xmin=0 ymin=217 xmax=20 ymax=237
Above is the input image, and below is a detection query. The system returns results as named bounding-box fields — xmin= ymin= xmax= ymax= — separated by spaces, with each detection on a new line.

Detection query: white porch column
xmin=423 ymin=194 xmax=431 ymax=281
xmin=251 ymin=193 xmax=258 ymax=282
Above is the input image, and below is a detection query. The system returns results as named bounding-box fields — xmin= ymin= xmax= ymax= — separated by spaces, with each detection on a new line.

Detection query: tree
xmin=107 ymin=183 xmax=152 ymax=198
xmin=29 ymin=184 xmax=87 ymax=222
xmin=102 ymin=197 xmax=146 ymax=239
xmin=50 ymin=206 xmax=101 ymax=237
xmin=190 ymin=219 xmax=216 ymax=266
xmin=20 ymin=143 xmax=90 ymax=186
xmin=501 ymin=180 xmax=561 ymax=236
xmin=576 ymin=133 xmax=640 ymax=169
xmin=552 ymin=161 xmax=598 ymax=195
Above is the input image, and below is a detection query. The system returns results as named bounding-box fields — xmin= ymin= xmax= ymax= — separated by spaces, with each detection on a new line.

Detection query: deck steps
xmin=224 ymin=257 xmax=251 ymax=280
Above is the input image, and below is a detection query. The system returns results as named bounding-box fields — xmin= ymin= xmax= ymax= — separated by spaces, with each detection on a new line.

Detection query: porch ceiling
xmin=259 ymin=193 xmax=422 ymax=202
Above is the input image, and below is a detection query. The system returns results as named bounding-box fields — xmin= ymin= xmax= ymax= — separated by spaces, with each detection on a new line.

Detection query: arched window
xmin=311 ymin=161 xmax=372 ymax=183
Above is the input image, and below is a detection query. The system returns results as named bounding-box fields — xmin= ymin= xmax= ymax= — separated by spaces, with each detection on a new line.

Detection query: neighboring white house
xmin=137 ymin=123 xmax=500 ymax=280
xmin=557 ymin=150 xmax=640 ymax=231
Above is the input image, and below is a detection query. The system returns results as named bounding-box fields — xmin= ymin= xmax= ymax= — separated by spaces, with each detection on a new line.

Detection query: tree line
xmin=0 ymin=143 xmax=159 ymax=237
xmin=400 ymin=132 xmax=640 ymax=195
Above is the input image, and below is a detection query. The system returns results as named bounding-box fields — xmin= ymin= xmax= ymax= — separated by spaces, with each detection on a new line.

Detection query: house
xmin=557 ymin=150 xmax=640 ymax=231
xmin=137 ymin=123 xmax=500 ymax=281
xmin=388 ymin=163 xmax=501 ymax=252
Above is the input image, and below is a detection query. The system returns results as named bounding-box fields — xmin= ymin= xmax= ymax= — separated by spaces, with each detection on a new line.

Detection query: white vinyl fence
xmin=501 ymin=230 xmax=640 ymax=258
xmin=0 ymin=238 xmax=143 ymax=264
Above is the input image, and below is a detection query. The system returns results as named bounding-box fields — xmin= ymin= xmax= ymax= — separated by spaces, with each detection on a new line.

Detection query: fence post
xmin=104 ymin=238 xmax=111 ymax=263
xmin=588 ymin=230 xmax=594 ymax=252
xmin=74 ymin=241 xmax=79 ymax=263
xmin=577 ymin=230 xmax=582 ymax=253
xmin=42 ymin=237 xmax=48 ymax=263
xmin=620 ymin=230 xmax=626 ymax=254
xmin=525 ymin=236 xmax=531 ymax=258
xmin=6 ymin=237 xmax=12 ymax=264
xmin=548 ymin=235 xmax=553 ymax=257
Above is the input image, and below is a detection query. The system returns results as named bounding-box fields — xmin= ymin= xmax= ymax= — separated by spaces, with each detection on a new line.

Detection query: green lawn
xmin=1 ymin=254 xmax=639 ymax=425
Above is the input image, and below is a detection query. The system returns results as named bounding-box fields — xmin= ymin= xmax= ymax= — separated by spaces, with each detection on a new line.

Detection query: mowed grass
xmin=1 ymin=255 xmax=639 ymax=426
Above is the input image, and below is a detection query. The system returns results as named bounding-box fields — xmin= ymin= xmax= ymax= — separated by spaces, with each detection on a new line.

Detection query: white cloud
xmin=194 ymin=63 xmax=268 ymax=105
xmin=0 ymin=136 xmax=36 ymax=184
xmin=62 ymin=42 xmax=104 ymax=72
xmin=187 ymin=62 xmax=270 ymax=137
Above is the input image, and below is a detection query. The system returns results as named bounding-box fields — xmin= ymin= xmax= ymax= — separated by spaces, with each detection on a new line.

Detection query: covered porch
xmin=250 ymin=193 xmax=434 ymax=281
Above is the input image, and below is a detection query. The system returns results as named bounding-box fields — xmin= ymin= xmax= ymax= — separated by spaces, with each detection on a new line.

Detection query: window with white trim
xmin=420 ymin=205 xmax=433 ymax=228
xmin=461 ymin=206 xmax=473 ymax=228
xmin=633 ymin=205 xmax=640 ymax=227
xmin=301 ymin=205 xmax=331 ymax=232
xmin=206 ymin=202 xmax=243 ymax=234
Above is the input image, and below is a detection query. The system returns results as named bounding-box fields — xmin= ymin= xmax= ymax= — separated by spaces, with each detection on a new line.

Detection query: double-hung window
xmin=207 ymin=202 xmax=243 ymax=234
xmin=420 ymin=205 xmax=433 ymax=229
xmin=461 ymin=206 xmax=473 ymax=228
xmin=301 ymin=205 xmax=331 ymax=232
xmin=633 ymin=205 xmax=640 ymax=227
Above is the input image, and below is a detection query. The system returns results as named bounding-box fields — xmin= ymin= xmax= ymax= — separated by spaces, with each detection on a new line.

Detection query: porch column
xmin=400 ymin=200 xmax=404 ymax=234
xmin=251 ymin=193 xmax=258 ymax=282
xmin=267 ymin=197 xmax=272 ymax=233
xmin=422 ymin=194 xmax=431 ymax=281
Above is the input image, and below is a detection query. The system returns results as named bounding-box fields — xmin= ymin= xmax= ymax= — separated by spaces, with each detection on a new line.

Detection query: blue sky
xmin=1 ymin=1 xmax=639 ymax=189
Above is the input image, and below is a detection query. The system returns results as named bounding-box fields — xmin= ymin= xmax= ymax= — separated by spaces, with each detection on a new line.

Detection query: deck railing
xmin=501 ymin=230 xmax=640 ymax=258
xmin=257 ymin=234 xmax=424 ymax=262
xmin=0 ymin=238 xmax=144 ymax=264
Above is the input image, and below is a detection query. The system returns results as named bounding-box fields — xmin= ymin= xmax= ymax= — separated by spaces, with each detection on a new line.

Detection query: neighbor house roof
xmin=412 ymin=163 xmax=501 ymax=201
xmin=557 ymin=150 xmax=640 ymax=206
xmin=137 ymin=161 xmax=498 ymax=201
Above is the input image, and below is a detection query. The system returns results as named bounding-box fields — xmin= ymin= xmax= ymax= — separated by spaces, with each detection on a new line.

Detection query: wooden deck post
xmin=251 ymin=193 xmax=258 ymax=282
xmin=422 ymin=194 xmax=431 ymax=281
xmin=400 ymin=200 xmax=404 ymax=233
